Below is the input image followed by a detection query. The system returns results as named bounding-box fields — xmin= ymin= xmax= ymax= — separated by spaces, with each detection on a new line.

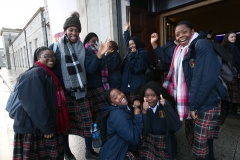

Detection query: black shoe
xmin=64 ymin=151 xmax=76 ymax=160
xmin=85 ymin=150 xmax=99 ymax=160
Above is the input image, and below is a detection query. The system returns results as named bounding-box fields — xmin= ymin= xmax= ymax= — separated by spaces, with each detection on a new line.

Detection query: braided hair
xmin=139 ymin=81 xmax=176 ymax=107
xmin=33 ymin=46 xmax=52 ymax=66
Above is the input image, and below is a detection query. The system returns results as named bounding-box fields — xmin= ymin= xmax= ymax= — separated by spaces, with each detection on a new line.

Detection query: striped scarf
xmin=85 ymin=43 xmax=109 ymax=90
xmin=58 ymin=35 xmax=87 ymax=100
xmin=163 ymin=32 xmax=199 ymax=120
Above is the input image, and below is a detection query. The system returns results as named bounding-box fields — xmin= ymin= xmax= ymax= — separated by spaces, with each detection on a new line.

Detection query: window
xmin=29 ymin=42 xmax=32 ymax=65
xmin=35 ymin=38 xmax=38 ymax=49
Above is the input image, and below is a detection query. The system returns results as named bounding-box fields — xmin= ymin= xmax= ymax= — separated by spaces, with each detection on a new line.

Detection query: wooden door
xmin=127 ymin=7 xmax=162 ymax=82
xmin=128 ymin=7 xmax=159 ymax=63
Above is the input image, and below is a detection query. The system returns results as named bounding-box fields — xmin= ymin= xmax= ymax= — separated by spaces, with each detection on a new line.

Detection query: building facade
xmin=1 ymin=7 xmax=52 ymax=70
xmin=1 ymin=0 xmax=239 ymax=71
xmin=0 ymin=48 xmax=5 ymax=67
xmin=0 ymin=28 xmax=22 ymax=69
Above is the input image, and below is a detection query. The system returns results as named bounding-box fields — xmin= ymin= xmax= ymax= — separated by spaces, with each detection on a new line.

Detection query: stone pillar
xmin=78 ymin=0 xmax=118 ymax=43
xmin=99 ymin=0 xmax=118 ymax=43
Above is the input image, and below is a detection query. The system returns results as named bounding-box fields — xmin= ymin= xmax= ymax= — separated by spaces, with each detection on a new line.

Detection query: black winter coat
xmin=85 ymin=47 xmax=104 ymax=88
xmin=224 ymin=43 xmax=240 ymax=72
xmin=103 ymin=51 xmax=122 ymax=89
xmin=13 ymin=66 xmax=57 ymax=134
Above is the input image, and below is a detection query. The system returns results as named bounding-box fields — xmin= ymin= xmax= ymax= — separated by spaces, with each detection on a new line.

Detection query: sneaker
xmin=64 ymin=151 xmax=76 ymax=160
xmin=85 ymin=150 xmax=99 ymax=160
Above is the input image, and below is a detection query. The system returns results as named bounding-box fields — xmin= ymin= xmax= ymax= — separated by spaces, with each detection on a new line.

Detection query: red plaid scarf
xmin=36 ymin=61 xmax=70 ymax=133
xmin=163 ymin=33 xmax=198 ymax=120
xmin=85 ymin=43 xmax=109 ymax=90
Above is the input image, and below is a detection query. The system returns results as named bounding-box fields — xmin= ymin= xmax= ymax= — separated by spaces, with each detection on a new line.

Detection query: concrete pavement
xmin=0 ymin=67 xmax=240 ymax=160
xmin=0 ymin=74 xmax=13 ymax=160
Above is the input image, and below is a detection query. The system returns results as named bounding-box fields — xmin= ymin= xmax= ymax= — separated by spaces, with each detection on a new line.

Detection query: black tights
xmin=208 ymin=139 xmax=214 ymax=160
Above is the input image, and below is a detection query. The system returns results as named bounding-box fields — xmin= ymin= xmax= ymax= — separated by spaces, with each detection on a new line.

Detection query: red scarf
xmin=36 ymin=61 xmax=70 ymax=133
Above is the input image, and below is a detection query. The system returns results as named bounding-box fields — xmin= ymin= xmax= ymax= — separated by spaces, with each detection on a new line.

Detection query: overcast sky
xmin=0 ymin=0 xmax=44 ymax=48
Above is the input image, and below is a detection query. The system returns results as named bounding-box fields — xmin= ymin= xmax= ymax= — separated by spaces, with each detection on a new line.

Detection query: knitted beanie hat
xmin=63 ymin=11 xmax=81 ymax=32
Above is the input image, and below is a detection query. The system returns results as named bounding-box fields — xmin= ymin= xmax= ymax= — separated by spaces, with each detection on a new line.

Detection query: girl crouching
xmin=136 ymin=81 xmax=182 ymax=160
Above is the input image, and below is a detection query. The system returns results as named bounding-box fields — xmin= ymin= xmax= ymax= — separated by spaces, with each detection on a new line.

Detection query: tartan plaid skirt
xmin=13 ymin=133 xmax=63 ymax=160
xmin=224 ymin=78 xmax=240 ymax=103
xmin=139 ymin=134 xmax=169 ymax=160
xmin=65 ymin=87 xmax=105 ymax=137
xmin=65 ymin=92 xmax=90 ymax=137
xmin=83 ymin=87 xmax=105 ymax=136
xmin=126 ymin=151 xmax=138 ymax=160
xmin=185 ymin=106 xmax=220 ymax=158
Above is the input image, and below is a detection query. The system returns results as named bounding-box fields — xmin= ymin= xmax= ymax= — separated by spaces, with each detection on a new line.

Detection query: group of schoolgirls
xmin=101 ymin=20 xmax=226 ymax=160
xmin=10 ymin=10 xmax=225 ymax=160
xmin=99 ymin=22 xmax=182 ymax=160
xmin=100 ymin=82 xmax=182 ymax=160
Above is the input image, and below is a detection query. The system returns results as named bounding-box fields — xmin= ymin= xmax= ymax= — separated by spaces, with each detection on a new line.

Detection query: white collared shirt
xmin=148 ymin=101 xmax=160 ymax=113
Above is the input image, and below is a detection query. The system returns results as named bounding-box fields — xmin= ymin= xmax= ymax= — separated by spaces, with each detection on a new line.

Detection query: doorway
xmin=159 ymin=0 xmax=240 ymax=45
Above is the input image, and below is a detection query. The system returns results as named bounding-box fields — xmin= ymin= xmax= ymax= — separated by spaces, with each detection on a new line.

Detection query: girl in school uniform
xmin=99 ymin=88 xmax=143 ymax=160
xmin=135 ymin=81 xmax=182 ymax=160
xmin=13 ymin=47 xmax=70 ymax=160
xmin=122 ymin=22 xmax=150 ymax=104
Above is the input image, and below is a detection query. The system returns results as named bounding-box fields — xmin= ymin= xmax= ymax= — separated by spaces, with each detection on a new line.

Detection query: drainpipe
xmin=43 ymin=18 xmax=48 ymax=46
xmin=24 ymin=29 xmax=30 ymax=68
xmin=11 ymin=44 xmax=16 ymax=70
xmin=116 ymin=0 xmax=124 ymax=59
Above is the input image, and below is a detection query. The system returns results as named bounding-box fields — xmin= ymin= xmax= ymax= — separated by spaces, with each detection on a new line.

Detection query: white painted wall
xmin=121 ymin=0 xmax=130 ymax=33
xmin=46 ymin=0 xmax=79 ymax=42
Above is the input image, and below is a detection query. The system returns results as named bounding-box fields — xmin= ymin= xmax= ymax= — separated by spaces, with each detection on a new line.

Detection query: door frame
xmin=159 ymin=0 xmax=223 ymax=46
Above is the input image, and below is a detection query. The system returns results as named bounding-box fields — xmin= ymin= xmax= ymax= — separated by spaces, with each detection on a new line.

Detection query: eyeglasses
xmin=41 ymin=55 xmax=56 ymax=60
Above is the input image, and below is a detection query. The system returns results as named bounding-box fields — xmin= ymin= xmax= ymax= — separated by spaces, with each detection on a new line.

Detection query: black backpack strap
xmin=188 ymin=38 xmax=201 ymax=83
xmin=20 ymin=110 xmax=27 ymax=126
xmin=189 ymin=38 xmax=200 ymax=60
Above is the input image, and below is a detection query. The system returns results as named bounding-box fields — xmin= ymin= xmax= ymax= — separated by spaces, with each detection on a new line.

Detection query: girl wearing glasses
xmin=12 ymin=46 xmax=70 ymax=160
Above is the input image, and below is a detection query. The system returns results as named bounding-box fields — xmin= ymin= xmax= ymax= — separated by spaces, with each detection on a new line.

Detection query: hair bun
xmin=71 ymin=11 xmax=80 ymax=18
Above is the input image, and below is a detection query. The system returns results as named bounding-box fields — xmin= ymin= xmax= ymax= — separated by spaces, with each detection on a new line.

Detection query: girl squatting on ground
xmin=133 ymin=81 xmax=182 ymax=160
